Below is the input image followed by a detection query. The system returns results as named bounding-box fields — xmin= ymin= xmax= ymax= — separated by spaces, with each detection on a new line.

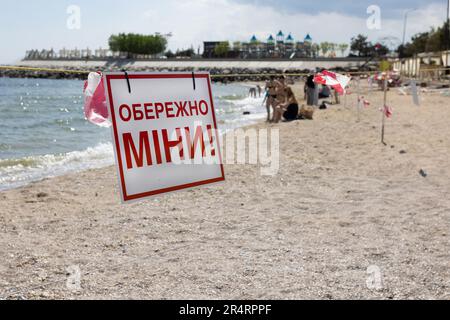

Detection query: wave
xmin=216 ymin=94 xmax=244 ymax=100
xmin=223 ymin=95 xmax=265 ymax=106
xmin=218 ymin=96 xmax=267 ymax=130
xmin=0 ymin=143 xmax=114 ymax=191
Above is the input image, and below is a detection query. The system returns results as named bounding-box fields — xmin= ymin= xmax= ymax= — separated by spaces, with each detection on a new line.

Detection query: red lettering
xmin=206 ymin=124 xmax=216 ymax=156
xmin=119 ymin=104 xmax=132 ymax=122
xmin=199 ymin=100 xmax=208 ymax=115
xmin=152 ymin=130 xmax=163 ymax=165
xmin=188 ymin=101 xmax=199 ymax=116
xmin=175 ymin=101 xmax=188 ymax=117
xmin=144 ymin=103 xmax=155 ymax=120
xmin=121 ymin=125 xmax=216 ymax=168
xmin=155 ymin=103 xmax=164 ymax=119
xmin=132 ymin=104 xmax=144 ymax=120
xmin=184 ymin=126 xmax=206 ymax=158
xmin=161 ymin=128 xmax=184 ymax=163
xmin=165 ymin=102 xmax=175 ymax=118
xmin=119 ymin=100 xmax=208 ymax=121
xmin=122 ymin=132 xmax=152 ymax=169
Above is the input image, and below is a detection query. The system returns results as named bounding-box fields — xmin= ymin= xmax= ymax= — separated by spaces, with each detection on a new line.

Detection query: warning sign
xmin=104 ymin=72 xmax=225 ymax=203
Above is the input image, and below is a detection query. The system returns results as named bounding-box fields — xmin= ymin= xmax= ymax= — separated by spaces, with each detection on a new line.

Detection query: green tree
xmin=379 ymin=60 xmax=391 ymax=72
xmin=350 ymin=34 xmax=390 ymax=57
xmin=320 ymin=42 xmax=331 ymax=57
xmin=339 ymin=43 xmax=349 ymax=57
xmin=214 ymin=42 xmax=230 ymax=58
xmin=373 ymin=43 xmax=390 ymax=56
xmin=165 ymin=50 xmax=175 ymax=58
xmin=350 ymin=34 xmax=371 ymax=57
xmin=311 ymin=43 xmax=320 ymax=58
xmin=176 ymin=48 xmax=195 ymax=57
xmin=329 ymin=43 xmax=337 ymax=55
xmin=108 ymin=33 xmax=167 ymax=57
xmin=399 ymin=21 xmax=449 ymax=57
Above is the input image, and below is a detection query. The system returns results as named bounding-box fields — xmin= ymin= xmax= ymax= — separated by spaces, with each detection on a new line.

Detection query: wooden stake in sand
xmin=381 ymin=77 xmax=388 ymax=145
xmin=410 ymin=79 xmax=420 ymax=106
xmin=356 ymin=76 xmax=361 ymax=122
xmin=343 ymin=75 xmax=350 ymax=108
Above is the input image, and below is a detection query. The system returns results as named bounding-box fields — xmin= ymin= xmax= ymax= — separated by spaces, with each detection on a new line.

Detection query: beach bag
xmin=83 ymin=72 xmax=110 ymax=127
xmin=299 ymin=105 xmax=314 ymax=120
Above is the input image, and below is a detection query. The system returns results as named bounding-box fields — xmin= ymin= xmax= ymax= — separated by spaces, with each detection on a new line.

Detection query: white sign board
xmin=104 ymin=72 xmax=225 ymax=203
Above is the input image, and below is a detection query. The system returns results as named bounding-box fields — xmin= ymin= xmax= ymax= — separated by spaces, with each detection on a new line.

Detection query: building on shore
xmin=24 ymin=47 xmax=118 ymax=60
xmin=391 ymin=50 xmax=450 ymax=79
xmin=23 ymin=31 xmax=348 ymax=61
xmin=202 ymin=42 xmax=222 ymax=59
xmin=203 ymin=31 xmax=319 ymax=59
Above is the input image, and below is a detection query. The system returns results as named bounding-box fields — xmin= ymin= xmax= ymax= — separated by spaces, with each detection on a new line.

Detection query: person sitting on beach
xmin=319 ymin=85 xmax=331 ymax=99
xmin=273 ymin=86 xmax=299 ymax=123
xmin=274 ymin=76 xmax=288 ymax=102
xmin=264 ymin=76 xmax=278 ymax=122
xmin=303 ymin=76 xmax=308 ymax=100
xmin=271 ymin=76 xmax=288 ymax=121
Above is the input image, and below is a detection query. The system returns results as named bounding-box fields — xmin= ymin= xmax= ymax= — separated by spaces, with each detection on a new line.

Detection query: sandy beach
xmin=1 ymin=82 xmax=449 ymax=300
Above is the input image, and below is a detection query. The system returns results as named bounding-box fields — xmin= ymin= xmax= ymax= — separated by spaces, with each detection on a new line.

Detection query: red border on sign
xmin=105 ymin=73 xmax=225 ymax=202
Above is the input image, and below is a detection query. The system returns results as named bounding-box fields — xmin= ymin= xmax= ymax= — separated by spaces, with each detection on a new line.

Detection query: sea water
xmin=0 ymin=77 xmax=266 ymax=190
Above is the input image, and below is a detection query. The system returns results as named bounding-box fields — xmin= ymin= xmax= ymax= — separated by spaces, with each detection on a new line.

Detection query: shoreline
xmin=1 ymin=85 xmax=449 ymax=299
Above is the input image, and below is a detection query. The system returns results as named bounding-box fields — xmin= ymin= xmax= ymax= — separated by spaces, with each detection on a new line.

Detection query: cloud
xmin=139 ymin=0 xmax=446 ymax=51
xmin=0 ymin=0 xmax=446 ymax=64
xmin=234 ymin=0 xmax=444 ymax=19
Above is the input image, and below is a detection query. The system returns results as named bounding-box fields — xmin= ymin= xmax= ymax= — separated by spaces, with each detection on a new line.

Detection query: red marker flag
xmin=83 ymin=72 xmax=109 ymax=127
xmin=381 ymin=105 xmax=393 ymax=118
xmin=358 ymin=96 xmax=371 ymax=108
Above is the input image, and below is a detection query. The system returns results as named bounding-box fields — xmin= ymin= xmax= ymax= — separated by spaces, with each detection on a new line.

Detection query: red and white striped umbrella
xmin=314 ymin=70 xmax=351 ymax=95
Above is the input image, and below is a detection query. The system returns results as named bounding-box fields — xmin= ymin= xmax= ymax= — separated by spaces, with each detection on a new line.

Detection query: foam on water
xmin=0 ymin=143 xmax=114 ymax=191
xmin=218 ymin=95 xmax=267 ymax=131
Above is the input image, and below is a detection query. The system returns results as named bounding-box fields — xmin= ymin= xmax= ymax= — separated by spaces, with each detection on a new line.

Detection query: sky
xmin=0 ymin=0 xmax=448 ymax=64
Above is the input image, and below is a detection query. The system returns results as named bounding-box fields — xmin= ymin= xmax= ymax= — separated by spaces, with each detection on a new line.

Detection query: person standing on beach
xmin=334 ymin=87 xmax=340 ymax=104
xmin=257 ymin=85 xmax=262 ymax=97
xmin=303 ymin=76 xmax=308 ymax=100
xmin=264 ymin=76 xmax=278 ymax=122
xmin=305 ymin=75 xmax=316 ymax=106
